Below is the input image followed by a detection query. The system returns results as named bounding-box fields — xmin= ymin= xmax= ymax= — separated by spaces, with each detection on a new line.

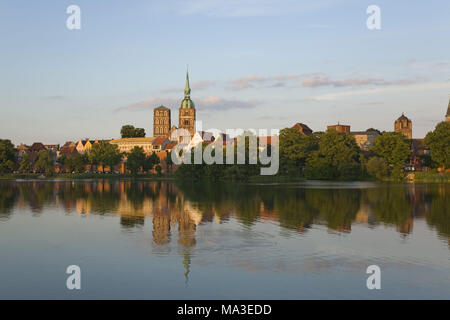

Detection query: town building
xmin=178 ymin=71 xmax=196 ymax=137
xmin=59 ymin=142 xmax=78 ymax=157
xmin=327 ymin=123 xmax=350 ymax=134
xmin=394 ymin=114 xmax=412 ymax=139
xmin=292 ymin=123 xmax=313 ymax=136
xmin=153 ymin=106 xmax=171 ymax=137
xmin=406 ymin=139 xmax=430 ymax=172
xmin=351 ymin=131 xmax=380 ymax=151
xmin=109 ymin=137 xmax=155 ymax=155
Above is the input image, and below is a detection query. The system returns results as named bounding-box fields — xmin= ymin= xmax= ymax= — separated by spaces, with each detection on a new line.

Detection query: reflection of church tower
xmin=178 ymin=206 xmax=197 ymax=284
xmin=179 ymin=71 xmax=196 ymax=137
xmin=152 ymin=210 xmax=171 ymax=245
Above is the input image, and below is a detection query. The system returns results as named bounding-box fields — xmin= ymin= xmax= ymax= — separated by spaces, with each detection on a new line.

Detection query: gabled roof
xmin=152 ymin=136 xmax=169 ymax=146
xmin=155 ymin=105 xmax=169 ymax=110
xmin=30 ymin=142 xmax=46 ymax=152
xmin=292 ymin=123 xmax=313 ymax=135
xmin=164 ymin=142 xmax=178 ymax=150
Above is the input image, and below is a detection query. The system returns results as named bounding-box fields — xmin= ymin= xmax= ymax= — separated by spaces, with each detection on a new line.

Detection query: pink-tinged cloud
xmin=116 ymin=96 xmax=259 ymax=112
xmin=302 ymin=76 xmax=416 ymax=88
xmin=231 ymin=74 xmax=301 ymax=89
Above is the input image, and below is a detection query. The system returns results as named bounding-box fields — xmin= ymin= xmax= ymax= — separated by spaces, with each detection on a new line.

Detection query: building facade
xmin=327 ymin=124 xmax=350 ymax=134
xmin=179 ymin=71 xmax=196 ymax=137
xmin=394 ymin=114 xmax=412 ymax=139
xmin=153 ymin=106 xmax=171 ymax=137
xmin=351 ymin=131 xmax=380 ymax=151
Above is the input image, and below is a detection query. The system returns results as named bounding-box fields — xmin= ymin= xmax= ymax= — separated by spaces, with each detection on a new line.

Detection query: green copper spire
xmin=184 ymin=70 xmax=191 ymax=97
xmin=180 ymin=69 xmax=195 ymax=109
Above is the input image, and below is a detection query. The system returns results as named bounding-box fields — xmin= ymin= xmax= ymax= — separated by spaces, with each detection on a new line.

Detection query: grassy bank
xmin=412 ymin=171 xmax=450 ymax=183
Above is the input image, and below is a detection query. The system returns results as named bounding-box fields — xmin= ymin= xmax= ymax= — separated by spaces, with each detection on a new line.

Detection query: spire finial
xmin=184 ymin=67 xmax=191 ymax=97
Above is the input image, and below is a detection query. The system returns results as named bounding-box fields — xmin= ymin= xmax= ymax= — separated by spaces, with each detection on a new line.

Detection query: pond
xmin=0 ymin=180 xmax=449 ymax=299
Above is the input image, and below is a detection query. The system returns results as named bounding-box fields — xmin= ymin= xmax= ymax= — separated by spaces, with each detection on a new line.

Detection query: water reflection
xmin=0 ymin=180 xmax=449 ymax=243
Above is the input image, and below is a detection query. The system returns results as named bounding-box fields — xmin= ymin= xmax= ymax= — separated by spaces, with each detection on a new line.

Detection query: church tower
xmin=394 ymin=113 xmax=412 ymax=139
xmin=153 ymin=105 xmax=171 ymax=137
xmin=179 ymin=71 xmax=196 ymax=137
xmin=446 ymin=99 xmax=450 ymax=123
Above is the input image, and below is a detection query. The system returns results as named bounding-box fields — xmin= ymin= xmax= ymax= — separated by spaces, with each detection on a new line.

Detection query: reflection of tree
xmin=306 ymin=189 xmax=360 ymax=232
xmin=426 ymin=184 xmax=450 ymax=239
xmin=364 ymin=186 xmax=413 ymax=234
xmin=0 ymin=183 xmax=17 ymax=221
xmin=3 ymin=179 xmax=449 ymax=245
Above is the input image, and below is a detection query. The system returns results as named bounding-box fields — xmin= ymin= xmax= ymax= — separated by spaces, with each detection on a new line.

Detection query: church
xmin=154 ymin=71 xmax=196 ymax=140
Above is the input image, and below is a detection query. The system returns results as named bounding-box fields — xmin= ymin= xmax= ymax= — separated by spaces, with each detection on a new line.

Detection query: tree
xmin=18 ymin=153 xmax=32 ymax=173
xmin=305 ymin=130 xmax=362 ymax=179
xmin=34 ymin=150 xmax=54 ymax=175
xmin=120 ymin=125 xmax=146 ymax=138
xmin=366 ymin=156 xmax=389 ymax=180
xmin=371 ymin=132 xmax=410 ymax=180
xmin=165 ymin=151 xmax=173 ymax=173
xmin=134 ymin=128 xmax=146 ymax=138
xmin=0 ymin=139 xmax=16 ymax=174
xmin=424 ymin=122 xmax=450 ymax=170
xmin=144 ymin=152 xmax=160 ymax=173
xmin=126 ymin=147 xmax=146 ymax=175
xmin=366 ymin=128 xmax=382 ymax=135
xmin=88 ymin=141 xmax=122 ymax=172
xmin=60 ymin=153 xmax=87 ymax=173
xmin=279 ymin=128 xmax=318 ymax=176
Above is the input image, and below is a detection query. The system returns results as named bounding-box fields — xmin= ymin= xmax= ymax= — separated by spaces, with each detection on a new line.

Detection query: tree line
xmin=174 ymin=121 xmax=450 ymax=182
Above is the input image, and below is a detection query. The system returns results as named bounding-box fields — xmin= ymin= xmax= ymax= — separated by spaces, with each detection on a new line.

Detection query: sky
xmin=0 ymin=0 xmax=449 ymax=145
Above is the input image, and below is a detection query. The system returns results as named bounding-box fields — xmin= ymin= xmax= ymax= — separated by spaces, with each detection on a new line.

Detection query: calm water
xmin=0 ymin=180 xmax=449 ymax=299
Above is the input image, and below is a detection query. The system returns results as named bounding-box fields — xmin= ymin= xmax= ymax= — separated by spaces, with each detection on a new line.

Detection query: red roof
xmin=152 ymin=137 xmax=168 ymax=146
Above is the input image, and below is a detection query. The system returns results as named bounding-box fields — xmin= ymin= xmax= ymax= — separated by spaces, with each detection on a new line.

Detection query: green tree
xmin=371 ymin=132 xmax=410 ymax=180
xmin=60 ymin=154 xmax=87 ymax=173
xmin=88 ymin=141 xmax=122 ymax=172
xmin=424 ymin=122 xmax=450 ymax=169
xmin=366 ymin=156 xmax=389 ymax=180
xmin=35 ymin=150 xmax=54 ymax=175
xmin=126 ymin=146 xmax=146 ymax=175
xmin=120 ymin=125 xmax=146 ymax=138
xmin=305 ymin=130 xmax=361 ymax=180
xmin=144 ymin=152 xmax=160 ymax=173
xmin=279 ymin=128 xmax=318 ymax=176
xmin=0 ymin=139 xmax=16 ymax=174
xmin=18 ymin=153 xmax=32 ymax=173
xmin=155 ymin=165 xmax=162 ymax=176
xmin=165 ymin=151 xmax=173 ymax=173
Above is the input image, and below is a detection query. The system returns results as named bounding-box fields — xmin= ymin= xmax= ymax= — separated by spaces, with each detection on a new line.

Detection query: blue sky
xmin=1 ymin=0 xmax=449 ymax=144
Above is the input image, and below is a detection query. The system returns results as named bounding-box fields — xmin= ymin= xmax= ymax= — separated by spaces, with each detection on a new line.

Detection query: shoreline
xmin=1 ymin=171 xmax=449 ymax=183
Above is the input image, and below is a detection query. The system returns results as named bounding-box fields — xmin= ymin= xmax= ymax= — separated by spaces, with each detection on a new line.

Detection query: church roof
xmin=396 ymin=113 xmax=411 ymax=122
xmin=155 ymin=105 xmax=169 ymax=109
xmin=447 ymin=99 xmax=450 ymax=116
xmin=181 ymin=70 xmax=195 ymax=109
